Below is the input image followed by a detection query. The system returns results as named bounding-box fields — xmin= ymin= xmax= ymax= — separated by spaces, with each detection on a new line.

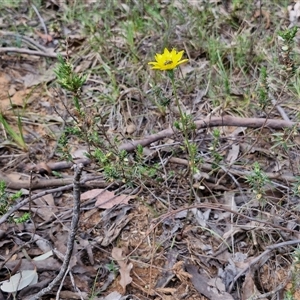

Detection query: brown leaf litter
xmin=2 ymin=1 xmax=300 ymax=299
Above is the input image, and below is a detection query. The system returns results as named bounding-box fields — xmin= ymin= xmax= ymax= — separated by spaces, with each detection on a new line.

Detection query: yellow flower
xmin=148 ymin=48 xmax=189 ymax=71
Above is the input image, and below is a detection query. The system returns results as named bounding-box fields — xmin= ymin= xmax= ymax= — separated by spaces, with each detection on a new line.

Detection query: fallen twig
xmin=29 ymin=163 xmax=83 ymax=300
xmin=0 ymin=175 xmax=109 ymax=225
xmin=31 ymin=4 xmax=48 ymax=38
xmin=0 ymin=30 xmax=49 ymax=52
xmin=24 ymin=158 xmax=91 ymax=173
xmin=269 ymin=92 xmax=291 ymax=122
xmin=0 ymin=47 xmax=61 ymax=58
xmin=0 ymin=172 xmax=109 ymax=190
xmin=169 ymin=157 xmax=299 ymax=182
xmin=119 ymin=115 xmax=298 ymax=152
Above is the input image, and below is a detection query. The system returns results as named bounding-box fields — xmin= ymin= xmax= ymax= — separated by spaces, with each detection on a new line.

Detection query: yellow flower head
xmin=148 ymin=48 xmax=189 ymax=71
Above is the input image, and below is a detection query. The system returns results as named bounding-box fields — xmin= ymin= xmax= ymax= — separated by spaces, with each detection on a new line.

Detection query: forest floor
xmin=1 ymin=0 xmax=300 ymax=299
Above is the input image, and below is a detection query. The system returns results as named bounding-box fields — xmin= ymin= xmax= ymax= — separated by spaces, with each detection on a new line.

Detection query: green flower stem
xmin=168 ymin=71 xmax=195 ymax=174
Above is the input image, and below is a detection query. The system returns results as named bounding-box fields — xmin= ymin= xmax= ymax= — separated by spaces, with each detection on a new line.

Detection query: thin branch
xmin=0 ymin=172 xmax=108 ymax=190
xmin=0 ymin=175 xmax=107 ymax=226
xmin=29 ymin=163 xmax=84 ymax=300
xmin=31 ymin=4 xmax=48 ymax=37
xmin=0 ymin=30 xmax=48 ymax=52
xmin=119 ymin=115 xmax=298 ymax=152
xmin=0 ymin=47 xmax=61 ymax=58
xmin=269 ymin=92 xmax=291 ymax=122
xmin=169 ymin=157 xmax=299 ymax=182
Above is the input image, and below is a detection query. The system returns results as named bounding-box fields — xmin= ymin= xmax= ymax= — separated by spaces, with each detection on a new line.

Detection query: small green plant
xmin=106 ymin=260 xmax=118 ymax=275
xmin=0 ymin=181 xmax=28 ymax=223
xmin=0 ymin=181 xmax=7 ymax=215
xmin=271 ymin=127 xmax=297 ymax=153
xmin=233 ymin=32 xmax=251 ymax=70
xmin=284 ymin=290 xmax=294 ymax=300
xmin=52 ymin=171 xmax=63 ymax=178
xmin=54 ymin=54 xmax=87 ymax=113
xmin=57 ymin=131 xmax=73 ymax=161
xmin=278 ymin=27 xmax=298 ymax=74
xmin=123 ymin=20 xmax=138 ymax=60
xmin=209 ymin=128 xmax=223 ymax=169
xmin=92 ymin=147 xmax=159 ymax=184
xmin=14 ymin=212 xmax=30 ymax=223
xmin=10 ymin=190 xmax=22 ymax=201
xmin=216 ymin=51 xmax=231 ymax=95
xmin=283 ymin=246 xmax=300 ymax=300
xmin=257 ymin=66 xmax=270 ymax=110
xmin=292 ymin=177 xmax=300 ymax=197
xmin=245 ymin=162 xmax=270 ymax=202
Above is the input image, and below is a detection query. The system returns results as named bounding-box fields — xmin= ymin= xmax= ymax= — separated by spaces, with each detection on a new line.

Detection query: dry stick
xmin=0 ymin=159 xmax=92 ymax=190
xmin=0 ymin=30 xmax=49 ymax=52
xmin=31 ymin=4 xmax=48 ymax=37
xmin=119 ymin=115 xmax=298 ymax=152
xmin=169 ymin=157 xmax=298 ymax=183
xmin=55 ymin=266 xmax=70 ymax=300
xmin=0 ymin=172 xmax=108 ymax=190
xmin=228 ymin=239 xmax=300 ymax=293
xmin=269 ymin=92 xmax=291 ymax=122
xmin=29 ymin=163 xmax=83 ymax=300
xmin=0 ymin=175 xmax=107 ymax=226
xmin=23 ymin=158 xmax=91 ymax=173
xmin=0 ymin=184 xmax=73 ymax=226
xmin=0 ymin=47 xmax=60 ymax=58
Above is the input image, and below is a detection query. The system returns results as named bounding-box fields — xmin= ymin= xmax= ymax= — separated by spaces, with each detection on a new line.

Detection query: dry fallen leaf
xmin=226 ymin=143 xmax=240 ymax=164
xmin=96 ymin=191 xmax=133 ymax=209
xmin=186 ymin=264 xmax=234 ymax=300
xmin=34 ymin=29 xmax=53 ymax=44
xmin=81 ymin=188 xmax=104 ymax=200
xmin=288 ymin=2 xmax=300 ymax=27
xmin=111 ymin=247 xmax=133 ymax=292
xmin=81 ymin=188 xmax=133 ymax=209
xmin=172 ymin=261 xmax=192 ymax=282
xmin=242 ymin=271 xmax=268 ymax=300
xmin=252 ymin=9 xmax=270 ymax=29
xmin=0 ymin=269 xmax=38 ymax=292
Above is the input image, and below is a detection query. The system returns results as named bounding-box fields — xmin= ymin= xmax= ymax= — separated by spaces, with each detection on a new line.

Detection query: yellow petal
xmin=163 ymin=48 xmax=170 ymax=56
xmin=176 ymin=59 xmax=189 ymax=66
xmin=175 ymin=50 xmax=184 ymax=62
xmin=170 ymin=48 xmax=177 ymax=57
xmin=155 ymin=53 xmax=162 ymax=61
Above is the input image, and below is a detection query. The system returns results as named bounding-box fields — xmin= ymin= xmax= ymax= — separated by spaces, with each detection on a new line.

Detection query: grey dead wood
xmin=0 ymin=175 xmax=109 ymax=226
xmin=0 ymin=47 xmax=60 ymax=58
xmin=119 ymin=115 xmax=298 ymax=152
xmin=28 ymin=163 xmax=83 ymax=300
